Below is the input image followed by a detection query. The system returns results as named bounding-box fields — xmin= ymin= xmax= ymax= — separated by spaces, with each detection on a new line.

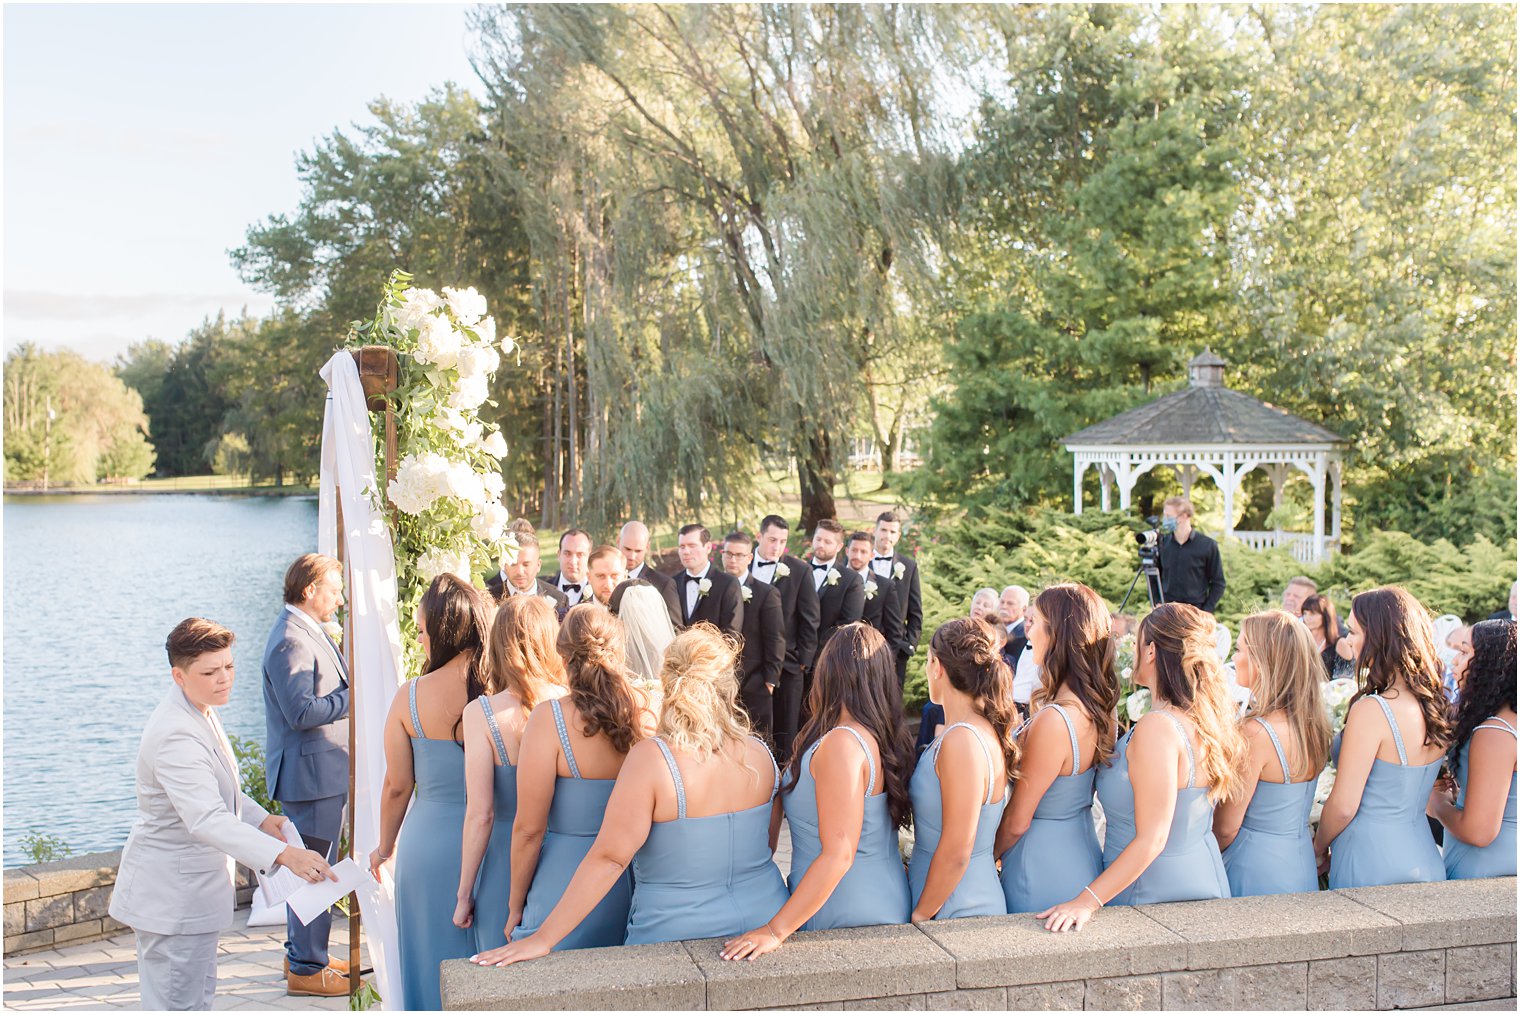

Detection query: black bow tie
xmin=813 ymin=562 xmax=832 ymax=570
xmin=562 ymin=583 xmax=581 ymax=593
xmin=753 ymin=559 xmax=776 ymax=569
xmin=873 ymin=555 xmax=893 ymax=562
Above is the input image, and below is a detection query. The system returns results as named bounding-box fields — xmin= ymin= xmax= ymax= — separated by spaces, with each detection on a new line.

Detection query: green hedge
xmin=901 ymin=507 xmax=1516 ymax=710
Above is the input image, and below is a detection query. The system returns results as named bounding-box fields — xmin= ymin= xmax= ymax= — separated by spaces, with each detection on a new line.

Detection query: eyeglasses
xmin=720 ymin=550 xmax=751 ymax=560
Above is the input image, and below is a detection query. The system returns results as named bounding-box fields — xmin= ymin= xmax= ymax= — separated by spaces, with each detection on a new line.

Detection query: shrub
xmin=19 ymin=832 xmax=73 ymax=864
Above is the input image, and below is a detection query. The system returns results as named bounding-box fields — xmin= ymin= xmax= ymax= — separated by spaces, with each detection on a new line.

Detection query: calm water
xmin=2 ymin=494 xmax=320 ymax=867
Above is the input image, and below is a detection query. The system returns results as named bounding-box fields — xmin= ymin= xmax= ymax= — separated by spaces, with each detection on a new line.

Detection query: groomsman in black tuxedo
xmin=720 ymin=531 xmax=785 ymax=742
xmin=674 ymin=524 xmax=743 ymax=637
xmin=749 ymin=514 xmax=819 ymax=760
xmin=845 ymin=530 xmax=903 ymax=656
xmin=549 ymin=529 xmax=594 ymax=610
xmin=585 ymin=545 xmax=626 ymax=608
xmin=610 ymin=520 xmax=683 ymax=628
xmin=806 ymin=519 xmax=864 ymax=708
xmin=870 ymin=511 xmax=922 ymax=688
xmin=485 ymin=531 xmax=569 ymax=610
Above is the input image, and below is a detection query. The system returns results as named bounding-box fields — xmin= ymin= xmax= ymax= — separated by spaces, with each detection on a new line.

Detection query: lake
xmin=2 ymin=494 xmax=320 ymax=867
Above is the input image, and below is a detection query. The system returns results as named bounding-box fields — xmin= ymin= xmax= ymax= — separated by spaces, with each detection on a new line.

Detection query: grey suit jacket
xmin=261 ymin=608 xmax=349 ymax=803
xmin=109 ymin=688 xmax=285 ymax=935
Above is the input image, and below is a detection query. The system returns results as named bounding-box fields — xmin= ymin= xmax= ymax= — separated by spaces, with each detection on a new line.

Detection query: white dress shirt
xmin=559 ymin=576 xmax=584 ymax=606
xmin=871 ymin=554 xmax=894 ymax=578
xmin=683 ymin=563 xmax=711 ymax=616
xmin=750 ymin=555 xmax=779 ymax=585
xmin=1012 ymin=648 xmax=1040 ymax=706
xmin=812 ymin=557 xmax=839 ymax=592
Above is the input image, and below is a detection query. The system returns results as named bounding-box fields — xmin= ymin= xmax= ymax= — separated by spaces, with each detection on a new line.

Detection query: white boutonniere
xmin=321 ymin=621 xmax=343 ymax=646
xmin=697 ymin=577 xmax=713 ymax=598
xmin=741 ymin=585 xmax=753 ymax=603
xmin=775 ymin=561 xmax=791 ymax=579
xmin=864 ymin=580 xmax=878 ymax=600
xmin=825 ymin=568 xmax=840 ymax=587
xmin=542 ymin=593 xmax=558 ymax=604
xmin=893 ymin=561 xmax=905 ymax=580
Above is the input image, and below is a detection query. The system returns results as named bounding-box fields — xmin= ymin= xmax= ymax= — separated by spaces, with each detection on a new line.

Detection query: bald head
xmin=619 ymin=520 xmax=651 ymax=574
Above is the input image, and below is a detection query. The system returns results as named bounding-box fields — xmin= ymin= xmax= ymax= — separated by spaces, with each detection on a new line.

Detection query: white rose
xmin=456 ymin=343 xmax=500 ymax=381
xmin=775 ymin=561 xmax=791 ymax=578
xmin=415 ymin=314 xmax=462 ymax=370
xmin=393 ymin=288 xmax=441 ymax=335
xmin=474 ymin=315 xmax=496 ymax=345
xmin=437 ymin=408 xmax=482 ymax=446
xmin=825 ymin=568 xmax=840 ymax=586
xmin=448 ymin=374 xmax=489 ymax=411
xmin=500 ymin=331 xmax=517 ymax=356
xmin=388 ymin=452 xmax=449 ymax=515
xmin=697 ymin=577 xmax=713 ymax=597
xmin=893 ymin=561 xmax=905 ymax=580
xmin=442 ymin=286 xmax=488 ymax=326
xmin=1125 ymin=688 xmax=1152 ymax=723
xmin=481 ymin=431 xmax=508 ymax=459
xmin=864 ymin=580 xmax=878 ymax=599
xmin=471 ymin=501 xmax=510 ymax=543
xmin=483 ymin=471 xmax=505 ymax=500
xmin=741 ymin=585 xmax=753 ymax=602
xmin=443 ymin=461 xmax=487 ymax=506
xmin=417 ymin=547 xmax=473 ymax=584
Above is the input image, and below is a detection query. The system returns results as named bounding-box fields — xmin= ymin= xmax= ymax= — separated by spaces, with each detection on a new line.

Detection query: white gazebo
xmin=1063 ymin=351 xmax=1346 ymax=563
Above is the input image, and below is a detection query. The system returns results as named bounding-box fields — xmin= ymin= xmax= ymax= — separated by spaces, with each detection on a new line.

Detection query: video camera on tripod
xmin=1119 ymin=516 xmax=1166 ymax=615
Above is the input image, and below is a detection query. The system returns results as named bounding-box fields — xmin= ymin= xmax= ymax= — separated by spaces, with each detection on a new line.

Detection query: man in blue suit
xmin=262 ymin=554 xmax=350 ymax=998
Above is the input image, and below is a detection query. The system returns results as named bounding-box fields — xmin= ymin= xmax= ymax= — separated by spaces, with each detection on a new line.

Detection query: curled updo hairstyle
xmin=419 ymin=573 xmax=492 ymax=740
xmin=1449 ymin=620 xmax=1517 ymax=781
xmin=1136 ymin=603 xmax=1246 ymax=803
xmin=557 ymin=602 xmax=644 ymax=754
xmin=928 ymin=618 xmax=1020 ymax=778
xmin=1031 ymin=584 xmax=1121 ymax=767
xmin=656 ymin=624 xmax=752 ymax=760
xmin=1238 ymin=610 xmax=1331 ymax=781
xmin=788 ymin=623 xmax=915 ymax=828
xmin=1350 ymin=586 xmax=1451 ymax=749
xmin=486 ymin=594 xmax=566 ymax=710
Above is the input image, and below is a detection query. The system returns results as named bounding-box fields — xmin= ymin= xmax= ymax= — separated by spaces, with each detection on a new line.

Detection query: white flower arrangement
xmin=775 ymin=561 xmax=791 ymax=579
xmin=1322 ymin=678 xmax=1358 ymax=733
xmin=697 ymin=577 xmax=713 ymax=598
xmin=1125 ymin=687 xmax=1153 ymax=723
xmin=864 ymin=580 xmax=878 ymax=599
xmin=893 ymin=561 xmax=905 ymax=580
xmin=825 ymin=568 xmax=840 ymax=587
xmin=741 ymin=585 xmax=753 ymax=603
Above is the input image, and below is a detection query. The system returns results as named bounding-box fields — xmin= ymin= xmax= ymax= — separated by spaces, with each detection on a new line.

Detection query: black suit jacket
xmin=813 ymin=562 xmax=865 ymax=656
xmin=676 ymin=567 xmax=744 ymax=637
xmin=737 ymin=577 xmax=786 ymax=735
xmin=486 ymin=573 xmax=569 ymax=611
xmin=853 ymin=567 xmax=904 ymax=654
xmin=875 ymin=553 xmax=922 ymax=659
xmin=1001 ymin=620 xmax=1027 ymax=673
xmin=609 ymin=566 xmax=683 ymax=631
xmin=751 ymin=553 xmax=820 ymax=684
xmin=547 ymin=571 xmax=592 ymax=611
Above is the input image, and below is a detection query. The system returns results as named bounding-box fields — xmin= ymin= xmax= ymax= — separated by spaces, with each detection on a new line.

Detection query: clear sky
xmin=4 ymin=3 xmax=481 ymax=363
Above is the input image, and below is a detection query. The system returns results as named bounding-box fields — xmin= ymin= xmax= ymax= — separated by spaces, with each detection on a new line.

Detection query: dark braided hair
xmin=1449 ymin=619 xmax=1518 ymax=781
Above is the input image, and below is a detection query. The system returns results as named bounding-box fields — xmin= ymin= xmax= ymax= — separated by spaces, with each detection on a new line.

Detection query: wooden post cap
xmin=351 ymin=346 xmax=399 ymax=412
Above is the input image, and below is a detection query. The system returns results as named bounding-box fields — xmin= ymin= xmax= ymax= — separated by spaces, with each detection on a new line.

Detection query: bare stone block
xmin=73 ymin=887 xmax=112 ymax=922
xmin=1446 ymin=944 xmax=1514 ymax=1004
xmin=439 ymin=942 xmax=705 ymax=1010
xmin=1161 ymin=969 xmax=1233 ymax=1010
xmin=23 ymin=894 xmax=71 ymax=933
xmin=1141 ymin=891 xmax=1403 ymax=968
xmin=4 ymin=928 xmax=55 ymax=954
xmin=923 ymin=987 xmax=1008 ymax=1010
xmin=1309 ymin=955 xmax=1376 ymax=1011
xmin=774 ymin=1004 xmax=844 ymax=1011
xmin=27 ymin=851 xmax=121 ymax=896
xmin=1337 ymin=879 xmax=1517 ymax=952
xmin=845 ymin=996 xmax=927 ymax=1010
xmin=4 ymin=902 xmax=26 ymax=937
xmin=101 ymin=916 xmax=128 ymax=935
xmin=1010 ymin=981 xmax=1085 ymax=1010
xmin=1084 ymin=975 xmax=1161 ymax=1011
xmin=53 ymin=920 xmax=104 ymax=945
xmin=3 ymin=870 xmax=41 ymax=903
xmin=1378 ymin=948 xmax=1445 ymax=1009
xmin=1235 ymin=962 xmax=1308 ymax=1010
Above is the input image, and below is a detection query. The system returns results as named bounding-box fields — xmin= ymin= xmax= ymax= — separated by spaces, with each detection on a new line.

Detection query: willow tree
xmin=474 ymin=3 xmax=977 ymax=530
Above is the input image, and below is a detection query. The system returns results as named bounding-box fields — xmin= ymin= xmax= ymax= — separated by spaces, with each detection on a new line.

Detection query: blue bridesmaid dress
xmin=394 ymin=680 xmax=475 ymax=1011
xmin=907 ymin=722 xmax=1008 ymax=919
xmin=1000 ymin=704 xmax=1103 ymax=913
xmin=1221 ymin=717 xmax=1320 ymax=896
xmin=470 ymin=697 xmax=518 ymax=952
xmin=1096 ymin=711 xmax=1230 ymax=905
xmin=1327 ymin=695 xmax=1446 ymax=888
xmin=1442 ymin=717 xmax=1517 ymax=880
xmin=783 ymin=727 xmax=911 ymax=930
xmin=515 ymin=699 xmax=632 ymax=949
xmin=624 ymin=737 xmax=791 ymax=943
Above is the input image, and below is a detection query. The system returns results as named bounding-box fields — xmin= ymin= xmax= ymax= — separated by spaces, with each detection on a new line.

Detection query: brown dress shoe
xmin=285 ymin=956 xmax=351 ymax=975
xmin=287 ymin=966 xmax=353 ymax=998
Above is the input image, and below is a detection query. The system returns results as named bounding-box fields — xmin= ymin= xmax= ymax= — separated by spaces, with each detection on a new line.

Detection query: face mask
xmin=1160 ymin=516 xmax=1179 ymax=534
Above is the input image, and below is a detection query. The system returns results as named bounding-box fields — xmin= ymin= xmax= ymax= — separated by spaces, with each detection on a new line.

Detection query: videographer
xmin=1156 ymin=496 xmax=1225 ymax=613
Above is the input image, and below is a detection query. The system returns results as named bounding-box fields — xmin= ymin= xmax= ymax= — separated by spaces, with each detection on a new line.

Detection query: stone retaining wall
xmin=440 ymin=877 xmax=1517 ymax=1011
xmin=2 ymin=851 xmax=256 ymax=956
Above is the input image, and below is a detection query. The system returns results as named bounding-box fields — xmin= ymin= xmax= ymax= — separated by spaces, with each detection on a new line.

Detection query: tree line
xmin=14 ymin=4 xmax=1513 ymax=546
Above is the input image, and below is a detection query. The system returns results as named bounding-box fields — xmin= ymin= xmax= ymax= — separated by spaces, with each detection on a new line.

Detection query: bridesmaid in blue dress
xmin=1040 ymin=603 xmax=1245 ymax=933
xmin=1429 ymin=619 xmax=1517 ymax=879
xmin=722 ymin=623 xmax=915 ymax=960
xmin=1214 ymin=610 xmax=1331 ymax=896
xmin=370 ymin=574 xmax=490 ymax=1011
xmin=474 ymin=624 xmax=788 ymax=966
xmin=1316 ymin=587 xmax=1451 ymax=888
xmin=494 ymin=604 xmax=654 ymax=953
xmin=995 ymin=585 xmax=1117 ymax=914
xmin=908 ymin=618 xmax=1017 ymax=922
xmin=454 ymin=596 xmax=568 ymax=953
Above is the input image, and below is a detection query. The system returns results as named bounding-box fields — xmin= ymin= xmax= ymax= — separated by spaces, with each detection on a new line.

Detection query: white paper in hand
xmin=255 ymin=818 xmax=307 ymax=909
xmin=288 ymin=855 xmax=370 ymax=927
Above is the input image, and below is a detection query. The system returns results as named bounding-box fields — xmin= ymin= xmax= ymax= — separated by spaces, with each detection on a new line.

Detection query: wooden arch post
xmin=338 ymin=346 xmax=398 ymax=997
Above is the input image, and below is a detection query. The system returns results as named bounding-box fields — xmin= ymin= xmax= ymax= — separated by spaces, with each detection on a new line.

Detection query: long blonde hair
xmin=486 ymin=595 xmax=567 ymax=710
xmin=656 ymin=623 xmax=753 ymax=760
xmin=1138 ymin=604 xmax=1247 ymax=803
xmin=1239 ymin=610 xmax=1331 ymax=782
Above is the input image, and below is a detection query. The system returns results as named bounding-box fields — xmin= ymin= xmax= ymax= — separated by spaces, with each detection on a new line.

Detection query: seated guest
xmin=486 ymin=531 xmax=569 ymax=612
xmin=1214 ymin=611 xmax=1331 ymax=896
xmin=619 ymin=582 xmax=678 ymax=684
xmin=996 ymin=585 xmax=1116 ymax=914
xmin=1315 ymin=586 xmax=1450 ymax=888
xmin=370 ymin=575 xmax=490 ymax=1011
xmin=723 ymin=624 xmax=914 ymax=959
xmin=584 ymin=544 xmax=626 ymax=608
xmin=1040 ymin=603 xmax=1244 ymax=932
xmin=454 ymin=596 xmax=568 ymax=953
xmin=502 ymin=604 xmax=655 ymax=951
xmin=909 ymin=619 xmax=1016 ymax=921
xmin=474 ymin=625 xmax=788 ymax=964
xmin=1281 ymin=576 xmax=1318 ymax=618
xmin=1429 ymin=620 xmax=1517 ymax=879
xmin=110 ymin=619 xmax=335 ymax=1011
xmin=1301 ymin=594 xmax=1353 ymax=680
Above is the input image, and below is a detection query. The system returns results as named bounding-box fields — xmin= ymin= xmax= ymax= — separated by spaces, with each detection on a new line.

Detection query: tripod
xmin=1117 ymin=556 xmax=1165 ymax=615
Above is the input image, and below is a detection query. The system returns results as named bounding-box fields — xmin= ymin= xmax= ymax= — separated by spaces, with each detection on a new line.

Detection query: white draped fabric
xmin=318 ymin=351 xmax=405 ymax=1008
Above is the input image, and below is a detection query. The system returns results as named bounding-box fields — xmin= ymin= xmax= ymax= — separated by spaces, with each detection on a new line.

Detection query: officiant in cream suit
xmin=110 ymin=618 xmax=335 ymax=1010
